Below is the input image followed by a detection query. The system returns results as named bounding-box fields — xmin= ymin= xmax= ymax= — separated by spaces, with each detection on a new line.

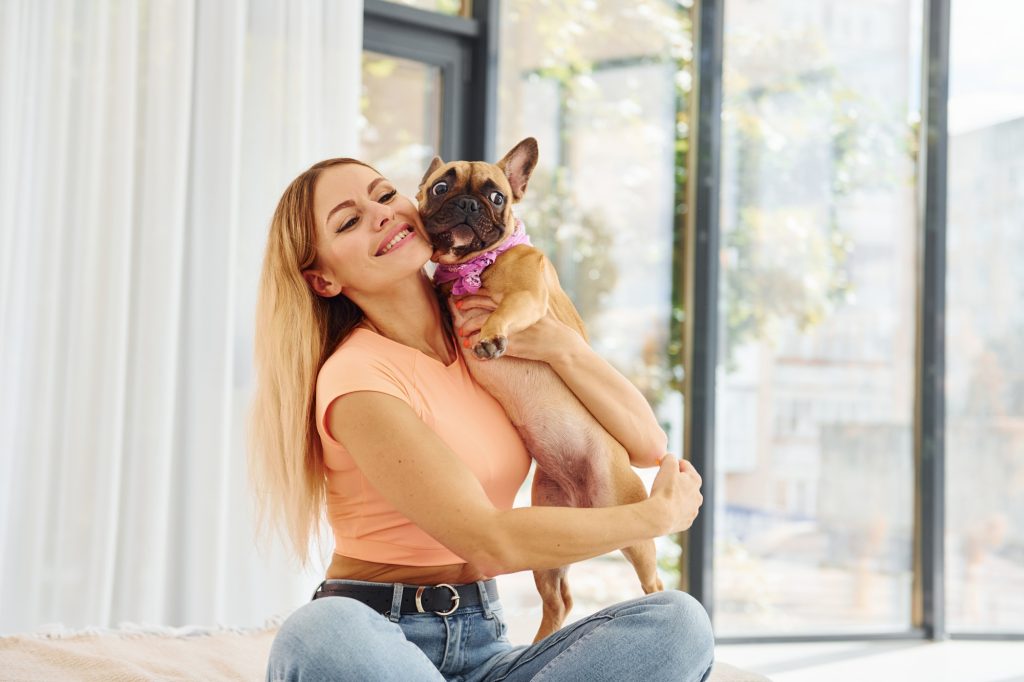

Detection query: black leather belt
xmin=311 ymin=578 xmax=499 ymax=617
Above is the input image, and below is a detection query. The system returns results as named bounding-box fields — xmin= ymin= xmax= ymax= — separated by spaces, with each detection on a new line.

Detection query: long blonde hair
xmin=247 ymin=158 xmax=372 ymax=567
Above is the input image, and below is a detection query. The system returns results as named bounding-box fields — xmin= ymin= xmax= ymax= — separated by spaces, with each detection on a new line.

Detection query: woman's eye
xmin=431 ymin=181 xmax=448 ymax=197
xmin=489 ymin=191 xmax=505 ymax=206
xmin=337 ymin=216 xmax=358 ymax=233
xmin=379 ymin=190 xmax=397 ymax=202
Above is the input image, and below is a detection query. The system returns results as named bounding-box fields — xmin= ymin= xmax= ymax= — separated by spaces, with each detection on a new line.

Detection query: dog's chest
xmin=460 ymin=352 xmax=597 ymax=469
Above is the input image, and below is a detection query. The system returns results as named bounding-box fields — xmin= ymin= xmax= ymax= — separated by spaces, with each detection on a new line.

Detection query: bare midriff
xmin=327 ymin=553 xmax=493 ymax=585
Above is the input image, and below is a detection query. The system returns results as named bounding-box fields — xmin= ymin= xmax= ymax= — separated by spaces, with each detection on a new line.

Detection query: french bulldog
xmin=416 ymin=137 xmax=664 ymax=644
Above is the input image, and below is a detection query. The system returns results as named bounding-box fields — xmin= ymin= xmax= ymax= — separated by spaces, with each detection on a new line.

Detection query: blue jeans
xmin=266 ymin=579 xmax=715 ymax=682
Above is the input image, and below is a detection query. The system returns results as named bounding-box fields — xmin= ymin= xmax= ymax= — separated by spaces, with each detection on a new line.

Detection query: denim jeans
xmin=266 ymin=578 xmax=715 ymax=682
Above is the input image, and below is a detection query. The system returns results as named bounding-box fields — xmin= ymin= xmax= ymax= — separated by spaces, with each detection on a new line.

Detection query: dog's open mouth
xmin=448 ymin=224 xmax=477 ymax=249
xmin=427 ymin=223 xmax=491 ymax=262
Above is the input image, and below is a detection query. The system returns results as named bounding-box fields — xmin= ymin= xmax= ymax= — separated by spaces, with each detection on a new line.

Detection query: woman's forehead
xmin=313 ymin=163 xmax=385 ymax=218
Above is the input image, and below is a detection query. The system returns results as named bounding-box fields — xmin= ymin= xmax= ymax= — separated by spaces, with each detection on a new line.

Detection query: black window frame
xmin=362 ymin=0 xmax=499 ymax=163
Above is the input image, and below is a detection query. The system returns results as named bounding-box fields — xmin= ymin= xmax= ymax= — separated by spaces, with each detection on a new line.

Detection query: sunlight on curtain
xmin=0 ymin=0 xmax=363 ymax=634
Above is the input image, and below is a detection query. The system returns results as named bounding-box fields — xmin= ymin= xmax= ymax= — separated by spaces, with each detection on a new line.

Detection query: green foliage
xmin=518 ymin=167 xmax=617 ymax=326
xmin=711 ymin=30 xmax=913 ymax=372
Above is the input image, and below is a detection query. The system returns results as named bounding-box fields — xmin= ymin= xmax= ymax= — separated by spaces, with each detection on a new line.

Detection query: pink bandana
xmin=433 ymin=219 xmax=532 ymax=296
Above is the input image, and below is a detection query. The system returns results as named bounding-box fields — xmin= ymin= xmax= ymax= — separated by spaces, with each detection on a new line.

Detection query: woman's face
xmin=305 ymin=163 xmax=431 ymax=297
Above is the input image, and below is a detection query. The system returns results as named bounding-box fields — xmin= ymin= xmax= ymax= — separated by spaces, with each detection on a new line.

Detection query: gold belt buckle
xmin=415 ymin=583 xmax=460 ymax=616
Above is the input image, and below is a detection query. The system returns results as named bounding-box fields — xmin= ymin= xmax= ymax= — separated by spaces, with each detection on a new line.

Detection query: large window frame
xmin=362 ymin=0 xmax=499 ymax=161
xmin=367 ymin=0 xmax=1023 ymax=644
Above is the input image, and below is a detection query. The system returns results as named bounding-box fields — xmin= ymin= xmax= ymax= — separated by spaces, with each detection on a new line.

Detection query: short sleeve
xmin=316 ymin=351 xmax=413 ymax=449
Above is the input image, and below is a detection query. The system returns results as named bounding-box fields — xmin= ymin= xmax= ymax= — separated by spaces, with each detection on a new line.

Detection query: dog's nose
xmin=456 ymin=196 xmax=480 ymax=214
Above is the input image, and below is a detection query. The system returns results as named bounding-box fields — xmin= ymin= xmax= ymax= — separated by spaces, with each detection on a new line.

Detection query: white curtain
xmin=0 ymin=0 xmax=363 ymax=634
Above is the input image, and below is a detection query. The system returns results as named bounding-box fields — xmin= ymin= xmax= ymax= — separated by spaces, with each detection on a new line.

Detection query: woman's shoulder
xmin=316 ymin=329 xmax=416 ymax=408
xmin=325 ymin=328 xmax=398 ymax=361
xmin=319 ymin=328 xmax=414 ymax=382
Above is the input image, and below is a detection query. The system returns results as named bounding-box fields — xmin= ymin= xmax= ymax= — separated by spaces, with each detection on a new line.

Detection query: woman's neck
xmin=354 ymin=273 xmax=454 ymax=365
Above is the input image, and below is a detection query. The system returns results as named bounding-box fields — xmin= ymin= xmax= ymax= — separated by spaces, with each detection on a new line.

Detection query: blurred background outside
xmin=366 ymin=0 xmax=1024 ymax=641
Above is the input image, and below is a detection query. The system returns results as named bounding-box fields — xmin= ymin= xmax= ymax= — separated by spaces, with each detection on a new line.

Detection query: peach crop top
xmin=315 ymin=327 xmax=532 ymax=565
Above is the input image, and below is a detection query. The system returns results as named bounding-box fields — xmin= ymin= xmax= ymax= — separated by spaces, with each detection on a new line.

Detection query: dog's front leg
xmin=472 ymin=247 xmax=550 ymax=360
xmin=472 ymin=288 xmax=548 ymax=359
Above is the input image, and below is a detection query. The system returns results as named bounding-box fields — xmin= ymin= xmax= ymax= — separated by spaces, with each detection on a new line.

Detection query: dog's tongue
xmin=428 ymin=224 xmax=478 ymax=263
xmin=451 ymin=224 xmax=475 ymax=248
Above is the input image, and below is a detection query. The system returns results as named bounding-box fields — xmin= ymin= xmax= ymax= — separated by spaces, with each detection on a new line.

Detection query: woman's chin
xmin=407 ymin=240 xmax=435 ymax=268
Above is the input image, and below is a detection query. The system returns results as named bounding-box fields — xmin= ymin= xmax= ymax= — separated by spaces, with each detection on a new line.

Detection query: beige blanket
xmin=0 ymin=623 xmax=769 ymax=681
xmin=0 ymin=623 xmax=278 ymax=682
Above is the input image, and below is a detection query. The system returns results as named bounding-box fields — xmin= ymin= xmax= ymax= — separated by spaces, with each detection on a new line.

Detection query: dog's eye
xmin=489 ymin=191 xmax=505 ymax=206
xmin=431 ymin=181 xmax=448 ymax=197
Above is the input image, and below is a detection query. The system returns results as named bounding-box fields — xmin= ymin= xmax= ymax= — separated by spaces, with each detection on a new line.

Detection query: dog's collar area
xmin=433 ymin=219 xmax=531 ymax=296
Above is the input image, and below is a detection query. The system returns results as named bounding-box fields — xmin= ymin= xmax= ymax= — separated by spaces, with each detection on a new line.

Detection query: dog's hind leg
xmin=530 ymin=465 xmax=574 ymax=643
xmin=531 ymin=565 xmax=571 ymax=644
xmin=600 ymin=445 xmax=665 ymax=595
xmin=619 ymin=539 xmax=664 ymax=594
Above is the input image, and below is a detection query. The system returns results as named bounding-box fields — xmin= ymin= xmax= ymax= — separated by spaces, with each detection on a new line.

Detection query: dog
xmin=416 ymin=137 xmax=664 ymax=644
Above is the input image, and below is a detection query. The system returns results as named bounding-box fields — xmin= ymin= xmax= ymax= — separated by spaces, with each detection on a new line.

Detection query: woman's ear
xmin=302 ymin=269 xmax=342 ymax=297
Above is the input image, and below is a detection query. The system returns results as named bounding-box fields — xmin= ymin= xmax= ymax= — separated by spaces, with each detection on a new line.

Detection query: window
xmin=714 ymin=0 xmax=921 ymax=635
xmin=360 ymin=0 xmax=1024 ymax=643
xmin=384 ymin=0 xmax=465 ymax=16
xmin=495 ymin=0 xmax=692 ymax=625
xmin=945 ymin=0 xmax=1024 ymax=633
xmin=360 ymin=51 xmax=443 ymax=196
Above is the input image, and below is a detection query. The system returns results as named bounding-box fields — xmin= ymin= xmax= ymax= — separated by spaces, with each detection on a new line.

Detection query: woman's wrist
xmin=638 ymin=495 xmax=670 ymax=538
xmin=546 ymin=328 xmax=588 ymax=372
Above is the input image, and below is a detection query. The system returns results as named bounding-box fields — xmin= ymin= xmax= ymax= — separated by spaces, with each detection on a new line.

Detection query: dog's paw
xmin=473 ymin=336 xmax=508 ymax=360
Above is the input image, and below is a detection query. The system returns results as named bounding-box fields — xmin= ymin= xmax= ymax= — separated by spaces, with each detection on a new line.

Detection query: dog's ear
xmin=496 ymin=138 xmax=538 ymax=202
xmin=419 ymin=156 xmax=446 ymax=194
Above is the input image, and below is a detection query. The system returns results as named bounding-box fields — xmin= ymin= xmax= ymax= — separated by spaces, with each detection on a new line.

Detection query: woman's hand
xmin=449 ymin=288 xmax=668 ymax=468
xmin=449 ymin=290 xmax=582 ymax=364
xmin=647 ymin=455 xmax=703 ymax=535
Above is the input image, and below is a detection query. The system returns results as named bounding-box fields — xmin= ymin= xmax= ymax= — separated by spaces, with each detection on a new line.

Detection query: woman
xmin=248 ymin=157 xmax=714 ymax=682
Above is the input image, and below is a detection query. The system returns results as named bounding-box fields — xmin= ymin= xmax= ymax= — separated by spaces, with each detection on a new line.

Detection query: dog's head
xmin=416 ymin=137 xmax=538 ymax=265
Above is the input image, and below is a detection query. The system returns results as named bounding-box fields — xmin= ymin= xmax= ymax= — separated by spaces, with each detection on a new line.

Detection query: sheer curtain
xmin=0 ymin=0 xmax=363 ymax=634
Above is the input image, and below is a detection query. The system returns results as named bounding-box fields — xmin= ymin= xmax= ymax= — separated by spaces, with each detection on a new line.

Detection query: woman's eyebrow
xmin=323 ymin=177 xmax=387 ymax=228
xmin=324 ymin=200 xmax=354 ymax=228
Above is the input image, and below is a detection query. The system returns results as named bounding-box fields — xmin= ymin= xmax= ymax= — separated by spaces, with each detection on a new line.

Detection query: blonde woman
xmin=249 ymin=157 xmax=714 ymax=682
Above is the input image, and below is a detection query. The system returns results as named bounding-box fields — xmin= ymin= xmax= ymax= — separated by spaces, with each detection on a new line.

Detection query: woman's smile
xmin=375 ymin=223 xmax=416 ymax=256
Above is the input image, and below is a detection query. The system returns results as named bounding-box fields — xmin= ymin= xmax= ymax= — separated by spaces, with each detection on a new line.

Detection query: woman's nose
xmin=374 ymin=203 xmax=396 ymax=230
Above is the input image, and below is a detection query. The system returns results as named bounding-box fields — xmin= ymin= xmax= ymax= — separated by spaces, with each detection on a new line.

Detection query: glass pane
xmin=714 ymin=0 xmax=922 ymax=635
xmin=493 ymin=0 xmax=692 ymax=644
xmin=359 ymin=51 xmax=442 ymax=197
xmin=383 ymin=0 xmax=465 ymax=16
xmin=946 ymin=0 xmax=1024 ymax=633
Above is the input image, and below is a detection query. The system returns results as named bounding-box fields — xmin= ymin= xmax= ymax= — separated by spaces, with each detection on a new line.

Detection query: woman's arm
xmin=453 ymin=296 xmax=668 ymax=468
xmin=328 ymin=391 xmax=681 ymax=576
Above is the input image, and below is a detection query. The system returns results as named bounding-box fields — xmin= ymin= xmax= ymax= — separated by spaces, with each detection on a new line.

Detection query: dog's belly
xmin=463 ymin=351 xmax=622 ymax=506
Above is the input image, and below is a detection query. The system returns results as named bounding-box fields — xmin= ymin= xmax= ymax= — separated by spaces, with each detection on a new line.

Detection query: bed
xmin=0 ymin=620 xmax=770 ymax=681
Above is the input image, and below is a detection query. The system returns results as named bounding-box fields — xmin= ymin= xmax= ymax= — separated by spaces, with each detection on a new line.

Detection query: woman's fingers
xmin=454 ymin=293 xmax=500 ymax=312
xmin=450 ymin=296 xmax=489 ymax=328
xmin=681 ymin=459 xmax=702 ymax=484
xmin=660 ymin=455 xmax=701 ymax=483
xmin=455 ymin=307 xmax=491 ymax=338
